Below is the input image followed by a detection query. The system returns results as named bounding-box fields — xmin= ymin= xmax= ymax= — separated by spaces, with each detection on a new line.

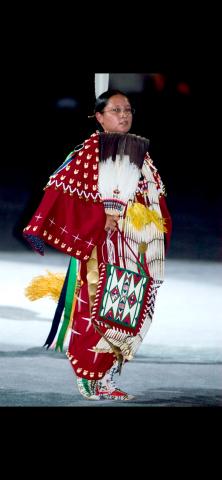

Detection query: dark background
xmin=1 ymin=67 xmax=221 ymax=261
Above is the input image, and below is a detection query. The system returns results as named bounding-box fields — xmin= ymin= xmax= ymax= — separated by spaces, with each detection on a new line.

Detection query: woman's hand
xmin=105 ymin=214 xmax=119 ymax=232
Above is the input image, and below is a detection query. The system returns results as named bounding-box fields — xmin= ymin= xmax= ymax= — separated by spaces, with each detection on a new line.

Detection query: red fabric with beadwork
xmin=68 ymin=282 xmax=116 ymax=380
xmin=23 ymin=131 xmax=172 ymax=381
xmin=23 ymin=133 xmax=107 ymax=261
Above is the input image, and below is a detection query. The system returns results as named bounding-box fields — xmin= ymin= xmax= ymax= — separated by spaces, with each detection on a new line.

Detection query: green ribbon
xmin=55 ymin=258 xmax=78 ymax=351
xmin=136 ymin=253 xmax=147 ymax=276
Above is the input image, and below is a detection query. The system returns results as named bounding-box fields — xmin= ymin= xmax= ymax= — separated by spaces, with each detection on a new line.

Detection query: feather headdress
xmin=95 ymin=73 xmax=109 ymax=98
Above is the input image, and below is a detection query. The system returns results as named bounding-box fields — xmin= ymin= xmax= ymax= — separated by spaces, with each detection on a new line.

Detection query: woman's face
xmin=95 ymin=94 xmax=133 ymax=133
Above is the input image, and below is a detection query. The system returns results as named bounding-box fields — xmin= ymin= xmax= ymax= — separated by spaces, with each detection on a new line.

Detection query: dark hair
xmin=94 ymin=89 xmax=131 ymax=113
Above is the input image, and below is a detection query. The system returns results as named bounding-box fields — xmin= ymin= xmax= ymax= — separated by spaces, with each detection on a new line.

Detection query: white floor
xmin=0 ymin=251 xmax=221 ymax=356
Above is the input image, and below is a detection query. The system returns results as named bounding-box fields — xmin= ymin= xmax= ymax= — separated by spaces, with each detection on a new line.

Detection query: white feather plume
xmin=98 ymin=155 xmax=141 ymax=204
xmin=95 ymin=74 xmax=109 ymax=98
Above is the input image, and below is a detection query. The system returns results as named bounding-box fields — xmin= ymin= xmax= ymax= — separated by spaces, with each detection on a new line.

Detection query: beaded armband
xmin=103 ymin=198 xmax=126 ymax=216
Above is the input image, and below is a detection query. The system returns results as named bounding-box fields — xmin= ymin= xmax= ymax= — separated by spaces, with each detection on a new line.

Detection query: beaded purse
xmin=91 ymin=226 xmax=153 ymax=336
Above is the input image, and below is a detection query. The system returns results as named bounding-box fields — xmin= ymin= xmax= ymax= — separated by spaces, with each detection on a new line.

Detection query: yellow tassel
xmin=126 ymin=203 xmax=148 ymax=230
xmin=25 ymin=271 xmax=65 ymax=302
xmin=138 ymin=242 xmax=148 ymax=254
xmin=126 ymin=203 xmax=167 ymax=232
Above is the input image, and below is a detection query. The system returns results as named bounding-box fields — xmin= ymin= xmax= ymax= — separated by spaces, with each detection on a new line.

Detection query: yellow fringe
xmin=25 ymin=271 xmax=65 ymax=302
xmin=126 ymin=203 xmax=167 ymax=232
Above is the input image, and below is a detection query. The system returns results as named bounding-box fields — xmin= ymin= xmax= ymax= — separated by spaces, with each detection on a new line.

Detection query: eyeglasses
xmin=102 ymin=107 xmax=135 ymax=115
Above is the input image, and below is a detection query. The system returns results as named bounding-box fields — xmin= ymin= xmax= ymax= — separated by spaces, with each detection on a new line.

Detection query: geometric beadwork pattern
xmin=95 ymin=264 xmax=152 ymax=334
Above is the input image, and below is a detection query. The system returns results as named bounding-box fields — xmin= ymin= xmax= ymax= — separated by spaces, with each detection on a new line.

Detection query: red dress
xmin=24 ymin=132 xmax=172 ymax=380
